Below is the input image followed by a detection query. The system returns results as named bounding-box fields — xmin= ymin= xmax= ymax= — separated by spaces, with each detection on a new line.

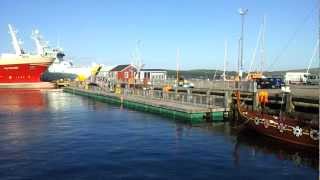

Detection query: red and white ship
xmin=0 ymin=24 xmax=54 ymax=83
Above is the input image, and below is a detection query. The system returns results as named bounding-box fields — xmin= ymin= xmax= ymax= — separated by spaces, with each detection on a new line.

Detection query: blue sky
xmin=0 ymin=0 xmax=318 ymax=71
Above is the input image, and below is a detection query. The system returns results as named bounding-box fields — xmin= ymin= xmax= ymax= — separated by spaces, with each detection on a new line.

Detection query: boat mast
xmin=307 ymin=1 xmax=320 ymax=75
xmin=223 ymin=40 xmax=228 ymax=81
xmin=133 ymin=40 xmax=144 ymax=80
xmin=260 ymin=15 xmax=266 ymax=74
xmin=247 ymin=23 xmax=262 ymax=76
xmin=136 ymin=40 xmax=143 ymax=71
xmin=306 ymin=39 xmax=319 ymax=74
xmin=176 ymin=48 xmax=180 ymax=82
xmin=8 ymin=24 xmax=23 ymax=55
xmin=318 ymin=0 xmax=320 ymax=78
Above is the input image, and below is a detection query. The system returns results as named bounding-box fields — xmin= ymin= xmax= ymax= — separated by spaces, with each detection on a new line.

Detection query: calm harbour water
xmin=0 ymin=89 xmax=317 ymax=180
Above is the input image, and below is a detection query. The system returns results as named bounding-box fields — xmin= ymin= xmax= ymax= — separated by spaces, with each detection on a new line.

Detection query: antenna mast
xmin=238 ymin=8 xmax=248 ymax=79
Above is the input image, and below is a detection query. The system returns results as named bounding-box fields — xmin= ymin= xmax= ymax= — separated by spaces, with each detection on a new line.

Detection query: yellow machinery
xmin=75 ymin=64 xmax=102 ymax=83
xmin=163 ymin=85 xmax=172 ymax=92
xmin=246 ymin=72 xmax=264 ymax=80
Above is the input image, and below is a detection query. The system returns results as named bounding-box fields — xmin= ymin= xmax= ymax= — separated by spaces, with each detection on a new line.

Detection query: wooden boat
xmin=236 ymin=91 xmax=319 ymax=149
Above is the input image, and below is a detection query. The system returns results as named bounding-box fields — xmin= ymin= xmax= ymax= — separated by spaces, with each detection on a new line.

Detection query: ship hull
xmin=0 ymin=63 xmax=49 ymax=83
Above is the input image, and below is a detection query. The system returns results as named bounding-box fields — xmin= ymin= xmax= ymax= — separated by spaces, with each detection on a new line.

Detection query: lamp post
xmin=238 ymin=8 xmax=248 ymax=79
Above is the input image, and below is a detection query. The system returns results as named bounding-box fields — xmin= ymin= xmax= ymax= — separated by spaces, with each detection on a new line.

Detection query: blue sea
xmin=0 ymin=89 xmax=317 ymax=180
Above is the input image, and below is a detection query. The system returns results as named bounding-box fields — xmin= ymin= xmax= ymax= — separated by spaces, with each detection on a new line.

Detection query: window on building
xmin=124 ymin=72 xmax=129 ymax=78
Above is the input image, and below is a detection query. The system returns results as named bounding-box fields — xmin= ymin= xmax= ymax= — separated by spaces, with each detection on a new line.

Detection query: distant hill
xmin=166 ymin=69 xmax=238 ymax=79
xmin=166 ymin=68 xmax=319 ymax=79
xmin=263 ymin=68 xmax=319 ymax=77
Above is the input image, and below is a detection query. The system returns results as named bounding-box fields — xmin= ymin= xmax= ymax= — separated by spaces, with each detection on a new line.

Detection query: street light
xmin=238 ymin=8 xmax=248 ymax=79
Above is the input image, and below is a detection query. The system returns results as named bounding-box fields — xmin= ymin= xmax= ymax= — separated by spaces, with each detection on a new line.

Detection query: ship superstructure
xmin=31 ymin=29 xmax=94 ymax=78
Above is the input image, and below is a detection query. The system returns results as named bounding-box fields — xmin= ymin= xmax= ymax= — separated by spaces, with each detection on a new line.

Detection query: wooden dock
xmin=64 ymin=86 xmax=229 ymax=124
xmin=64 ymin=79 xmax=318 ymax=124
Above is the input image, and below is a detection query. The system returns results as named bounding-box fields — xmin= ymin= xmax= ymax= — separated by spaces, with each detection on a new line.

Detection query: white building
xmin=138 ymin=69 xmax=167 ymax=83
xmin=98 ymin=65 xmax=115 ymax=78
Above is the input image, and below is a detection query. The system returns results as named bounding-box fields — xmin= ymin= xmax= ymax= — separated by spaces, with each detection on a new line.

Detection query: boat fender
xmin=254 ymin=118 xmax=260 ymax=125
xmin=277 ymin=123 xmax=286 ymax=133
xmin=292 ymin=126 xmax=303 ymax=137
xmin=258 ymin=91 xmax=269 ymax=105
xmin=309 ymin=130 xmax=319 ymax=140
xmin=263 ymin=119 xmax=269 ymax=128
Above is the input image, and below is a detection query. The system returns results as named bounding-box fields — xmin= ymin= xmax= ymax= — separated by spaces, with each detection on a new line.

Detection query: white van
xmin=284 ymin=72 xmax=309 ymax=84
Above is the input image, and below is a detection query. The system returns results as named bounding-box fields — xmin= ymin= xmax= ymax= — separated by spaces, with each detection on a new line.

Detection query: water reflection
xmin=234 ymin=131 xmax=318 ymax=169
xmin=194 ymin=122 xmax=318 ymax=170
xmin=0 ymin=89 xmax=46 ymax=112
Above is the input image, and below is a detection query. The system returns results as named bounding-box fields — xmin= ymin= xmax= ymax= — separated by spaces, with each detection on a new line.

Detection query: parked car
xmin=256 ymin=78 xmax=284 ymax=89
xmin=173 ymin=77 xmax=194 ymax=88
xmin=182 ymin=82 xmax=194 ymax=88
xmin=306 ymin=74 xmax=320 ymax=85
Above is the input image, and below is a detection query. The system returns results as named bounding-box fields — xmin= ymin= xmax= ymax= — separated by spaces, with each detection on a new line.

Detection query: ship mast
xmin=31 ymin=29 xmax=48 ymax=56
xmin=8 ymin=24 xmax=23 ymax=55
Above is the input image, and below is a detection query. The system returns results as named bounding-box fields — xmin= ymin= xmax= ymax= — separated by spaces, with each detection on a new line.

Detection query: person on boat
xmin=258 ymin=90 xmax=268 ymax=114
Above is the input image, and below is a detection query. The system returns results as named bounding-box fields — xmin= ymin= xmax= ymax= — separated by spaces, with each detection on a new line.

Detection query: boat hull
xmin=239 ymin=109 xmax=319 ymax=149
xmin=0 ymin=63 xmax=49 ymax=83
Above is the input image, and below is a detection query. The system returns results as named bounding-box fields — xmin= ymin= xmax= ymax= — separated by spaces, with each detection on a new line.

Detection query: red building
xmin=109 ymin=64 xmax=137 ymax=83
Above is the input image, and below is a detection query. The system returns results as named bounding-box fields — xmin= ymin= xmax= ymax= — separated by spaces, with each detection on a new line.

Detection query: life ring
xmin=292 ymin=126 xmax=303 ymax=137
xmin=263 ymin=119 xmax=269 ymax=128
xmin=277 ymin=123 xmax=286 ymax=133
xmin=309 ymin=130 xmax=319 ymax=140
xmin=254 ymin=118 xmax=260 ymax=125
